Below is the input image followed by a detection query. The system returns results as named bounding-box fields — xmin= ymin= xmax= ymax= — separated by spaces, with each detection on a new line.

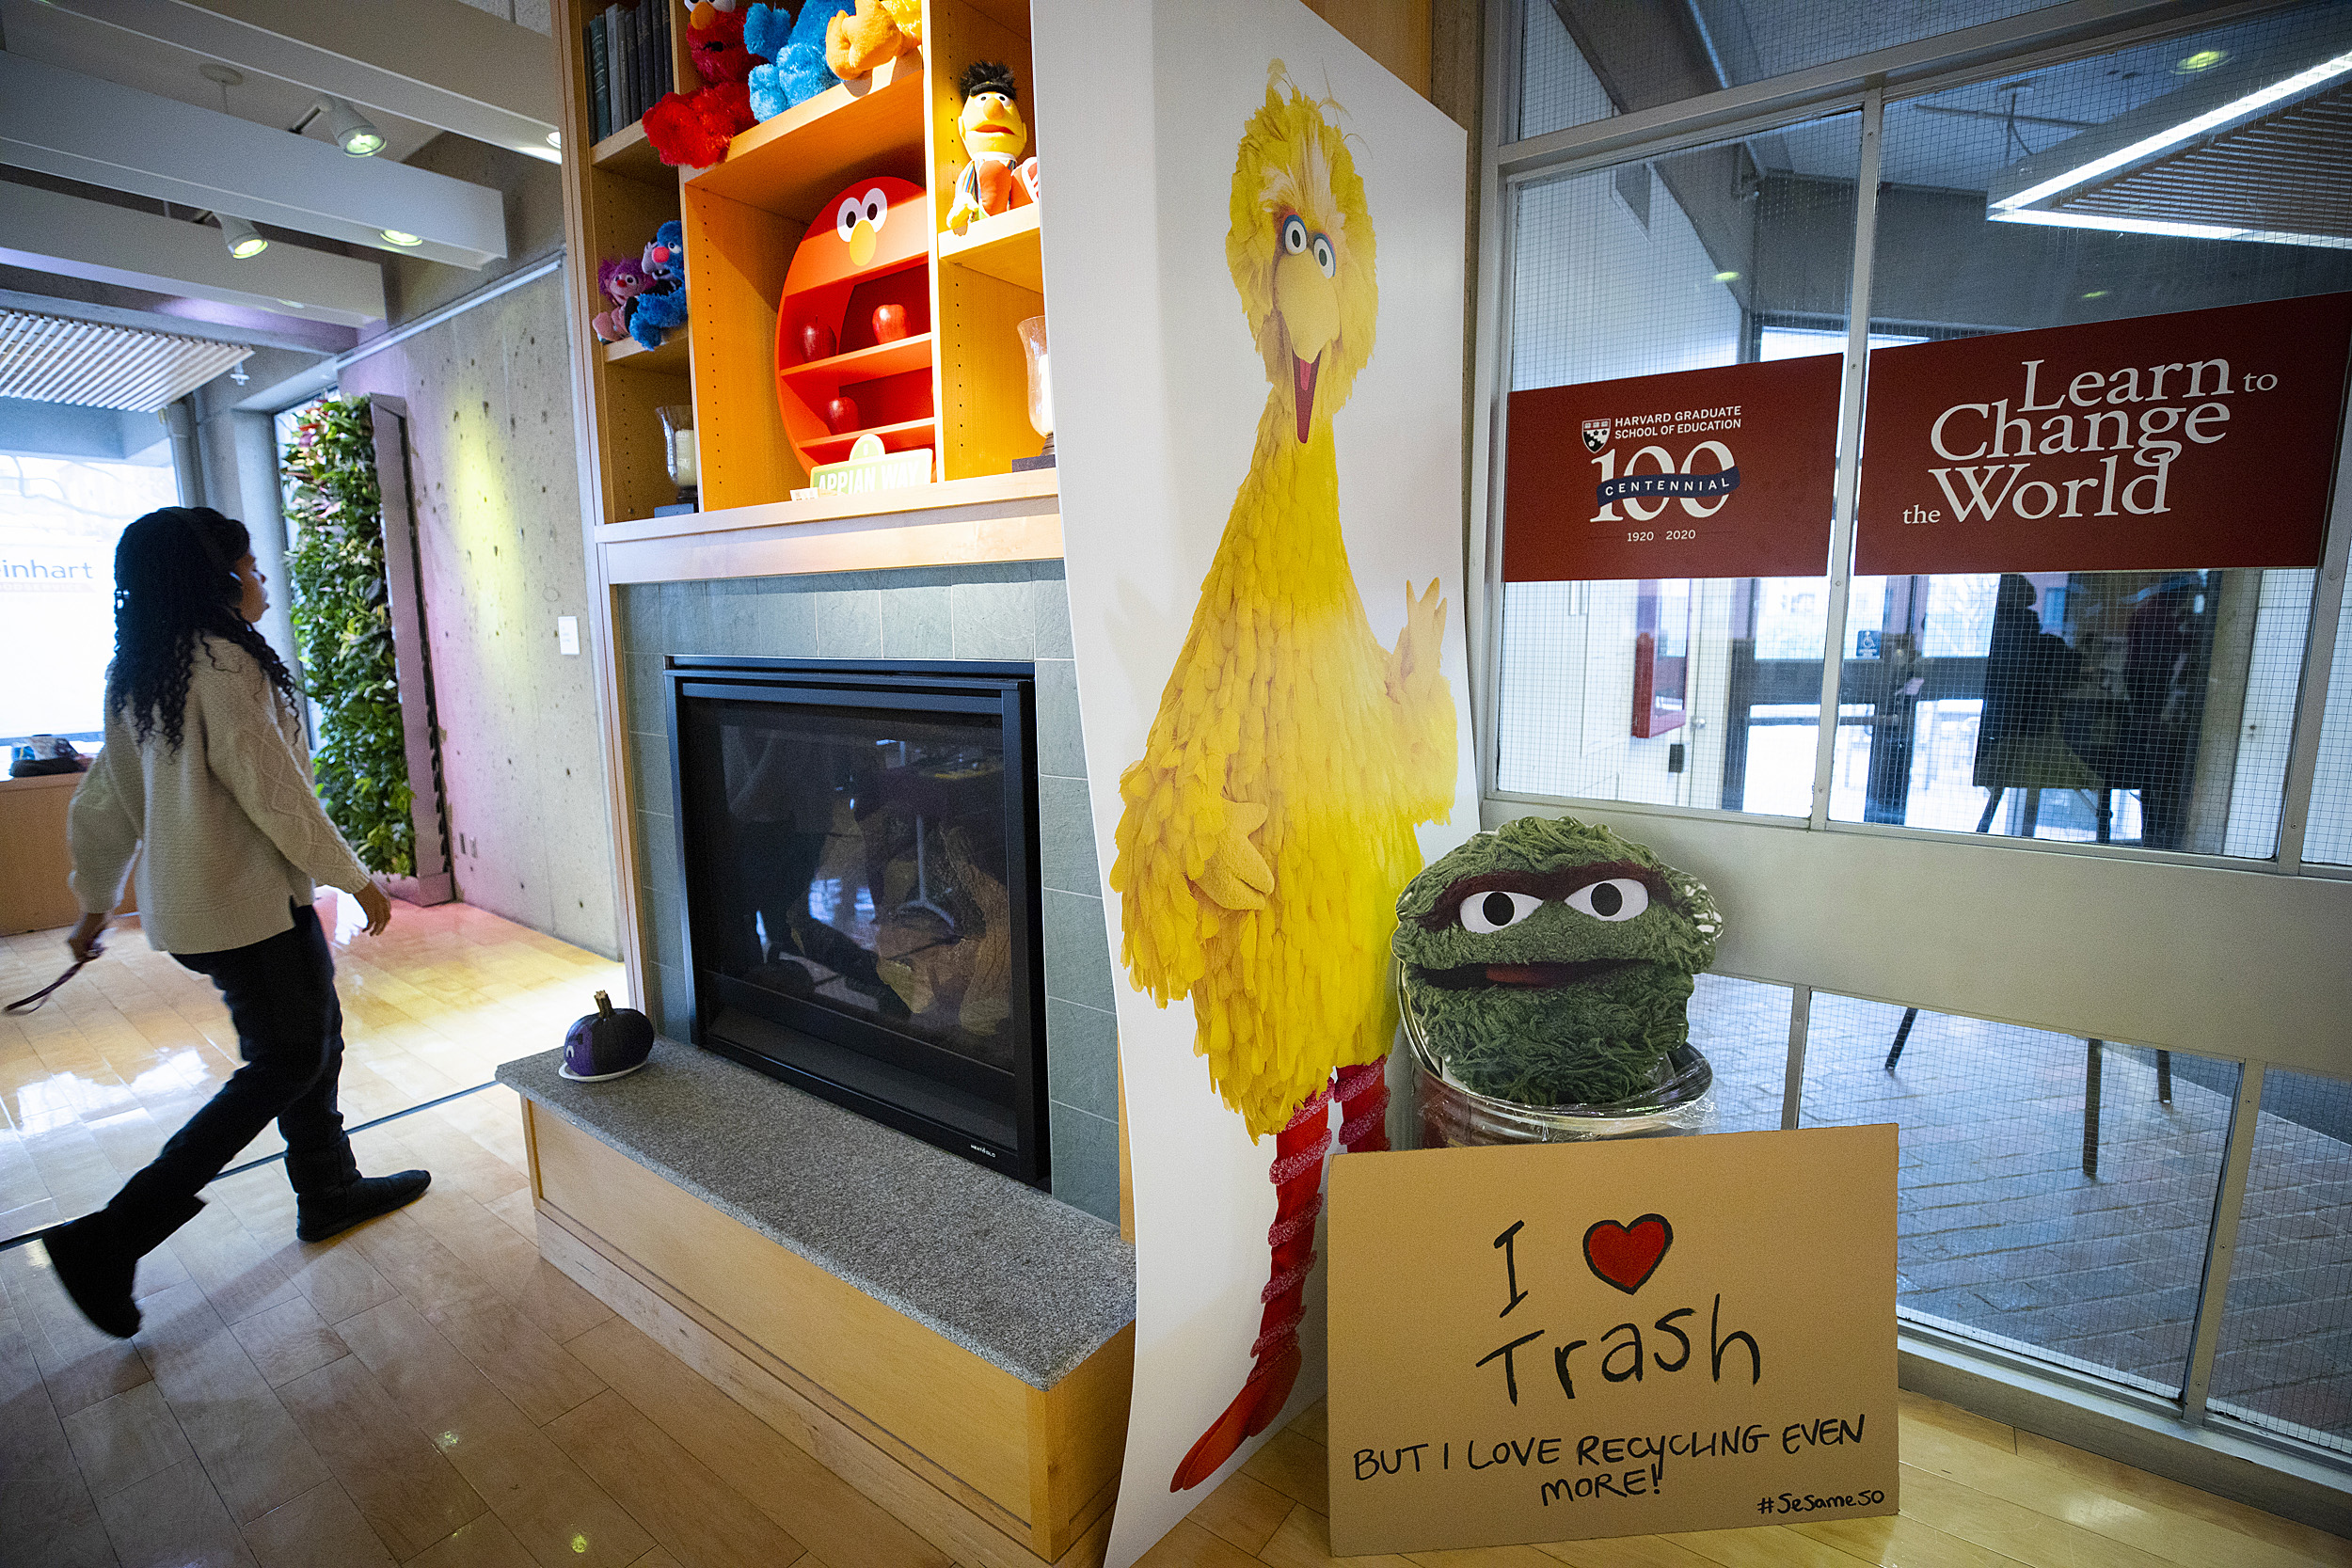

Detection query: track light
xmin=220 ymin=215 xmax=269 ymax=259
xmin=319 ymin=96 xmax=386 ymax=157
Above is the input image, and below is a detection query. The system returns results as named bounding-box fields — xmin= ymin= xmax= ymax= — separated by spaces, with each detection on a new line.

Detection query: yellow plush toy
xmin=945 ymin=60 xmax=1037 ymax=236
xmin=823 ymin=0 xmax=919 ymax=80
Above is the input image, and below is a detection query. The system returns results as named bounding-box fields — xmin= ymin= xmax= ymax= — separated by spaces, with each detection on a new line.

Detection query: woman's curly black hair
xmin=105 ymin=506 xmax=299 ymax=752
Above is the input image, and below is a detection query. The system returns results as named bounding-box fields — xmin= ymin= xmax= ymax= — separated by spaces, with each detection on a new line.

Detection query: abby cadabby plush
xmin=591 ymin=256 xmax=651 ymax=343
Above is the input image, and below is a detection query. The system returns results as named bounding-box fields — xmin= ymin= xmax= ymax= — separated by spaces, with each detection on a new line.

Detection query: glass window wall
xmin=1500 ymin=114 xmax=1859 ymax=813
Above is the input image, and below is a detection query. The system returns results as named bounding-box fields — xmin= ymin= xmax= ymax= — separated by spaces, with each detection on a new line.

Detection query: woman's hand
xmin=356 ymin=881 xmax=393 ymax=936
xmin=67 ymin=912 xmax=108 ymax=964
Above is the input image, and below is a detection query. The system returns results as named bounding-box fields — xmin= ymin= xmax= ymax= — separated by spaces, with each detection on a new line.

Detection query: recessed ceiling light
xmin=220 ymin=215 xmax=268 ymax=259
xmin=546 ymin=130 xmax=563 ymax=148
xmin=2174 ymin=49 xmax=2229 ymax=73
xmin=2082 ymin=289 xmax=2110 ymax=299
xmin=320 ymin=96 xmax=386 ymax=156
xmin=1713 ymin=270 xmax=1740 ymax=282
xmin=380 ymin=229 xmax=424 ymax=247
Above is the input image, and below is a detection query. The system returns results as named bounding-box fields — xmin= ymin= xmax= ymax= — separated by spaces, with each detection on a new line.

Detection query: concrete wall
xmin=612 ymin=562 xmax=1121 ymax=1224
xmin=190 ymin=404 xmax=299 ymax=673
xmin=339 ymin=271 xmax=619 ymax=957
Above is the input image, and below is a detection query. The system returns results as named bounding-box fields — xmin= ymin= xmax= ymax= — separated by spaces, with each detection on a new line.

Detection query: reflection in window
xmin=2209 ymin=1068 xmax=2352 ymax=1459
xmin=1827 ymin=2 xmax=2352 ymax=857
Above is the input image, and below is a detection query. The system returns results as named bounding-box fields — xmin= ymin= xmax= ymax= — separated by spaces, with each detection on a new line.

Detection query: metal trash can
xmin=1398 ymin=968 xmax=1715 ymax=1147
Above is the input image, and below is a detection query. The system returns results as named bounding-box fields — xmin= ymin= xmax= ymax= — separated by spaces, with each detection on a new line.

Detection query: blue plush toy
xmin=628 ymin=221 xmax=690 ymax=351
xmin=747 ymin=0 xmax=851 ymax=120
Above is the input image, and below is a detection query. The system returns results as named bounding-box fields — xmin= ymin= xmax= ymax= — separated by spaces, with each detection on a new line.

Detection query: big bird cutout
xmin=1111 ymin=64 xmax=1457 ymax=1492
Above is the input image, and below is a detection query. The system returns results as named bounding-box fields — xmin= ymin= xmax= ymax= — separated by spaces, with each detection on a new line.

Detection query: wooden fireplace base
xmin=522 ymin=1102 xmax=1132 ymax=1568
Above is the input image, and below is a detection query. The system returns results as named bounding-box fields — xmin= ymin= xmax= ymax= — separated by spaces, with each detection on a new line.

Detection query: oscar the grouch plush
xmin=1392 ymin=816 xmax=1724 ymax=1107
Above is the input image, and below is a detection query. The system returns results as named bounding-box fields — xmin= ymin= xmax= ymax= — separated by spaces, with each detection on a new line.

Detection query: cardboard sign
xmin=1505 ymin=356 xmax=1843 ymax=581
xmin=1856 ymin=293 xmax=2352 ymax=576
xmin=1326 ymin=1126 xmax=1899 ymax=1556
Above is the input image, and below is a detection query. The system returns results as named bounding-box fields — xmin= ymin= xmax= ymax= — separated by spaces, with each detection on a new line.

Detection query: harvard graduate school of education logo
xmin=1581 ymin=418 xmax=1611 ymax=453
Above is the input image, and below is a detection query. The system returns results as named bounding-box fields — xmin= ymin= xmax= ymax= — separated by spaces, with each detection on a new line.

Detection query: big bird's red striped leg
xmin=1170 ymin=1085 xmax=1333 ymax=1491
xmin=1335 ymin=1059 xmax=1391 ymax=1153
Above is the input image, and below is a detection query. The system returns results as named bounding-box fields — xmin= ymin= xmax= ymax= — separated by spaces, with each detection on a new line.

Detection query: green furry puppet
xmin=1392 ymin=816 xmax=1723 ymax=1107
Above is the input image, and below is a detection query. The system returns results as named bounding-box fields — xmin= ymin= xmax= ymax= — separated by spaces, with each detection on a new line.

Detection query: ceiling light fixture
xmin=319 ymin=96 xmax=387 ymax=157
xmin=1713 ymin=270 xmax=1740 ymax=282
xmin=547 ymin=130 xmax=563 ymax=148
xmin=1990 ymin=48 xmax=2352 ymax=214
xmin=220 ymin=214 xmax=269 ymax=259
xmin=2174 ymin=49 xmax=2229 ymax=73
xmin=1990 ymin=207 xmax=2352 ymax=251
xmin=380 ymin=229 xmax=424 ymax=247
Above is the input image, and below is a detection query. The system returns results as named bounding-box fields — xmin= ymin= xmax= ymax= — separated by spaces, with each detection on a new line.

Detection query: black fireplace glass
xmin=667 ymin=660 xmax=1047 ymax=1185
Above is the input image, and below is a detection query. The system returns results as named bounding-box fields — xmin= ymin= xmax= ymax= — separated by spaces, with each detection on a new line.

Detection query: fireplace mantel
xmin=599 ymin=470 xmax=1061 ymax=587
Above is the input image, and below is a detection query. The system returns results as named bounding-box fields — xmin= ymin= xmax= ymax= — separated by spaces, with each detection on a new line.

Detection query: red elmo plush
xmin=644 ymin=0 xmax=765 ymax=168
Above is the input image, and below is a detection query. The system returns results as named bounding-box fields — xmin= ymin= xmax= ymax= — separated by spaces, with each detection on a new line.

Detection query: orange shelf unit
xmin=682 ymin=52 xmax=929 ymax=512
xmin=779 ymin=332 xmax=936 ymax=396
xmin=799 ymin=416 xmax=941 ymax=467
xmin=771 ymin=178 xmax=934 ymax=480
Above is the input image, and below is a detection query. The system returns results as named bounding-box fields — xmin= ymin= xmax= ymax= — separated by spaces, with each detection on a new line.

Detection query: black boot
xmin=44 ymin=1196 xmax=203 ymax=1339
xmin=295 ymin=1169 xmax=431 ymax=1243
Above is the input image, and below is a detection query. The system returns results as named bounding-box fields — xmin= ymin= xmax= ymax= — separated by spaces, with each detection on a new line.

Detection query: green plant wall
xmin=281 ymin=397 xmax=415 ymax=877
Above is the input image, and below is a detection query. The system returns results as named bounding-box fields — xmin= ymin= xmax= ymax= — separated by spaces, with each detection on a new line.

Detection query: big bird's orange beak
xmin=1274 ymin=248 xmax=1339 ymax=443
xmin=1293 ymin=354 xmax=1320 ymax=445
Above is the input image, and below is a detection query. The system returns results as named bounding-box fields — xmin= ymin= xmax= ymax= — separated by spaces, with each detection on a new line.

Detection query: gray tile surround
xmin=614 ymin=562 xmax=1120 ymax=1222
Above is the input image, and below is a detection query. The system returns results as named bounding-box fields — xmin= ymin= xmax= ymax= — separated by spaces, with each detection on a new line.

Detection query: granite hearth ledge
xmin=499 ymin=1039 xmax=1134 ymax=1389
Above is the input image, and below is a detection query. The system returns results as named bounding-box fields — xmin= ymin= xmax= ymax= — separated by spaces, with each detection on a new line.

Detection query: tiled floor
xmin=3 ymin=901 xmax=2345 ymax=1566
xmin=1683 ymin=975 xmax=2352 ymax=1456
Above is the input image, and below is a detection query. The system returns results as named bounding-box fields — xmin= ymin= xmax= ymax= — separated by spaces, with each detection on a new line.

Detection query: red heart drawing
xmin=1583 ymin=1214 xmax=1674 ymax=1294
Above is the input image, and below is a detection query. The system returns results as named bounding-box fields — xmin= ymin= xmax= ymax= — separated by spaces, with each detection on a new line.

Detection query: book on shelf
xmin=587 ymin=13 xmax=611 ymax=144
xmin=606 ymin=2 xmax=629 ymax=132
xmin=650 ymin=0 xmax=671 ymax=105
xmin=633 ymin=0 xmax=654 ymax=122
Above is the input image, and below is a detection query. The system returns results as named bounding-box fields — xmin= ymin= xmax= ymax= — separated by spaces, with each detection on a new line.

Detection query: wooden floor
xmin=2 ymin=899 xmax=2344 ymax=1568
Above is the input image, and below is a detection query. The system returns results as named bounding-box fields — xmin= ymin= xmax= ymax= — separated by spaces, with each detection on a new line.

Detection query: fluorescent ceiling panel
xmin=50 ymin=0 xmax=562 ymax=165
xmin=0 ymin=182 xmax=387 ymax=328
xmin=0 ymin=309 xmax=253 ymax=411
xmin=0 ymin=52 xmax=508 ymax=268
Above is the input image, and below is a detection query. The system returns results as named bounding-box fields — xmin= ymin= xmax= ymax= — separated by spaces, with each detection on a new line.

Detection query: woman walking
xmin=46 ymin=506 xmax=427 ymax=1338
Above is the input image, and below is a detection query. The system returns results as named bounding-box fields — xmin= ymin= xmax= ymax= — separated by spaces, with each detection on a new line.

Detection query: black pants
xmin=102 ymin=902 xmax=358 ymax=1251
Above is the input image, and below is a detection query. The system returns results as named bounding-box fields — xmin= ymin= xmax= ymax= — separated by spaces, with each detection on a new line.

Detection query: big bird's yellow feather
xmin=1110 ymin=67 xmax=1456 ymax=1140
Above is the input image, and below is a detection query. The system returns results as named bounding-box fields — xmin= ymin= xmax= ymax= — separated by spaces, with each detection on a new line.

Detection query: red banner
xmin=1856 ymin=293 xmax=2352 ymax=577
xmin=1504 ymin=356 xmax=1843 ymax=582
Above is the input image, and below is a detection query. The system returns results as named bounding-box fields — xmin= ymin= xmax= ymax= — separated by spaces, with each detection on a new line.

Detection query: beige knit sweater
xmin=69 ymin=637 xmax=373 ymax=955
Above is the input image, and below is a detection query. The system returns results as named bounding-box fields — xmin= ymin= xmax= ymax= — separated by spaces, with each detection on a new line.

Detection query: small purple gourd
xmin=560 ymin=990 xmax=655 ymax=1082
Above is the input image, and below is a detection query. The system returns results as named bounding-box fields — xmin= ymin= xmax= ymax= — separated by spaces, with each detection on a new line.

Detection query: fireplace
xmin=664 ymin=657 xmax=1049 ymax=1186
